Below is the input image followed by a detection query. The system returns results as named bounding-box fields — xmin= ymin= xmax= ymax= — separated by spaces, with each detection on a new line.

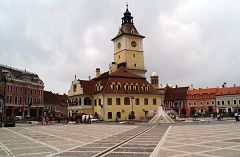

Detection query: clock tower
xmin=110 ymin=5 xmax=146 ymax=77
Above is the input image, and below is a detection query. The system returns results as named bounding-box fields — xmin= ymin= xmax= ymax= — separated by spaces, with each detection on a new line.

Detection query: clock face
xmin=131 ymin=41 xmax=137 ymax=47
xmin=117 ymin=42 xmax=121 ymax=49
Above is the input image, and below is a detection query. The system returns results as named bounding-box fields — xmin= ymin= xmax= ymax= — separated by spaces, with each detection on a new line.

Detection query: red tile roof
xmin=44 ymin=91 xmax=68 ymax=105
xmin=77 ymin=67 xmax=159 ymax=95
xmin=164 ymin=86 xmax=189 ymax=101
xmin=216 ymin=86 xmax=240 ymax=96
xmin=187 ymin=88 xmax=218 ymax=100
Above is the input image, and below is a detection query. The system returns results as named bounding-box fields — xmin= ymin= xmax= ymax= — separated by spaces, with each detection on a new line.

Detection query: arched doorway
xmin=173 ymin=102 xmax=179 ymax=113
xmin=181 ymin=108 xmax=186 ymax=118
xmin=208 ymin=106 xmax=213 ymax=114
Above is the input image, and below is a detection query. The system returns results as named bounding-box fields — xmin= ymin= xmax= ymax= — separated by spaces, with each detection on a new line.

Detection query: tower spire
xmin=122 ymin=3 xmax=133 ymax=24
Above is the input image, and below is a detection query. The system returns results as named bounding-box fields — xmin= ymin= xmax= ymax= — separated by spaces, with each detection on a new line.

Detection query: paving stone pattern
xmin=0 ymin=125 xmax=136 ymax=157
xmin=1 ymin=123 xmax=239 ymax=157
xmin=159 ymin=123 xmax=240 ymax=157
xmin=55 ymin=125 xmax=169 ymax=157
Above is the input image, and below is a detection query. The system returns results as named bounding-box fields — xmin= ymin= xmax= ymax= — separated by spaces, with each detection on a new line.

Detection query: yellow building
xmin=67 ymin=6 xmax=161 ymax=121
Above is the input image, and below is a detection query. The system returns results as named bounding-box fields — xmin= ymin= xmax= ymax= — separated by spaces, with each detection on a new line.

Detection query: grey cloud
xmin=0 ymin=0 xmax=239 ymax=93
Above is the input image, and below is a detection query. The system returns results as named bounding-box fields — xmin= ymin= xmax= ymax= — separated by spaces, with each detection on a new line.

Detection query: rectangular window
xmin=234 ymin=100 xmax=237 ymax=104
xmin=116 ymin=112 xmax=121 ymax=118
xmin=94 ymin=99 xmax=97 ymax=106
xmin=98 ymin=99 xmax=101 ymax=106
xmin=200 ymin=101 xmax=203 ymax=106
xmin=108 ymin=98 xmax=112 ymax=105
xmin=135 ymin=98 xmax=140 ymax=105
xmin=239 ymin=100 xmax=240 ymax=105
xmin=228 ymin=100 xmax=230 ymax=105
xmin=189 ymin=102 xmax=191 ymax=106
xmin=217 ymin=101 xmax=220 ymax=105
xmin=19 ymin=97 xmax=22 ymax=105
xmin=124 ymin=97 xmax=130 ymax=105
xmin=6 ymin=96 xmax=9 ymax=103
xmin=144 ymin=98 xmax=148 ymax=105
xmin=153 ymin=98 xmax=157 ymax=105
xmin=15 ymin=97 xmax=17 ymax=104
xmin=108 ymin=112 xmax=112 ymax=119
xmin=207 ymin=101 xmax=209 ymax=105
xmin=222 ymin=101 xmax=224 ymax=105
xmin=116 ymin=98 xmax=121 ymax=105
xmin=212 ymin=101 xmax=215 ymax=105
xmin=73 ymin=85 xmax=77 ymax=92
xmin=194 ymin=102 xmax=196 ymax=106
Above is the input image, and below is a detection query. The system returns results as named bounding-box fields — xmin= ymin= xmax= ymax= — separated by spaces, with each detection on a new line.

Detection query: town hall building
xmin=67 ymin=6 xmax=162 ymax=121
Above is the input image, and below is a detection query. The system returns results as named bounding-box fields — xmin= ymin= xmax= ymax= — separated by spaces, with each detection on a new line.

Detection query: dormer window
xmin=142 ymin=84 xmax=146 ymax=91
xmin=111 ymin=82 xmax=116 ymax=90
xmin=124 ymin=83 xmax=129 ymax=90
xmin=130 ymin=83 xmax=134 ymax=90
xmin=96 ymin=82 xmax=103 ymax=91
xmin=135 ymin=84 xmax=139 ymax=90
xmin=117 ymin=83 xmax=121 ymax=90
xmin=146 ymin=85 xmax=150 ymax=91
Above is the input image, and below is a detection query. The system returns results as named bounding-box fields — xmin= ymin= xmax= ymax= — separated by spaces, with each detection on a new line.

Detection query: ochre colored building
xmin=187 ymin=88 xmax=218 ymax=116
xmin=67 ymin=6 xmax=162 ymax=121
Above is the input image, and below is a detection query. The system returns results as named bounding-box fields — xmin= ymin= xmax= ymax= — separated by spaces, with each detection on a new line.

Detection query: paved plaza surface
xmin=0 ymin=122 xmax=239 ymax=157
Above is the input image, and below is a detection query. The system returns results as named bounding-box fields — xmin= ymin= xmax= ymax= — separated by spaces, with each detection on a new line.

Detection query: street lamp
xmin=130 ymin=96 xmax=135 ymax=120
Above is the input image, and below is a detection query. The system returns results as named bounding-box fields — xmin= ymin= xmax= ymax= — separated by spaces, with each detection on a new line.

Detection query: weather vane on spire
xmin=126 ymin=2 xmax=128 ymax=9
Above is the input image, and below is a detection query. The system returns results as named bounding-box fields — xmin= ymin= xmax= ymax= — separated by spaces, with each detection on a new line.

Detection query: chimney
xmin=88 ymin=76 xmax=91 ymax=80
xmin=96 ymin=68 xmax=100 ymax=78
xmin=150 ymin=72 xmax=159 ymax=89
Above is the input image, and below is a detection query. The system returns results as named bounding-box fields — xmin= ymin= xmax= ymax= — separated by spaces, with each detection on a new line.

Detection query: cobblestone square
xmin=0 ymin=123 xmax=240 ymax=157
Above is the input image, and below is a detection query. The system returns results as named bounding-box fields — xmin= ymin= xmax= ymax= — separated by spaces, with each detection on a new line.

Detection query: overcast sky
xmin=1 ymin=0 xmax=240 ymax=94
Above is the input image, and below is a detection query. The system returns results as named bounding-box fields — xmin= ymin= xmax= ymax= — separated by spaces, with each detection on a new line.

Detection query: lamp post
xmin=130 ymin=96 xmax=135 ymax=120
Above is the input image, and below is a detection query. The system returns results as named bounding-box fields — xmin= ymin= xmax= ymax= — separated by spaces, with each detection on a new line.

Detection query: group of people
xmin=74 ymin=115 xmax=92 ymax=125
xmin=216 ymin=113 xmax=224 ymax=121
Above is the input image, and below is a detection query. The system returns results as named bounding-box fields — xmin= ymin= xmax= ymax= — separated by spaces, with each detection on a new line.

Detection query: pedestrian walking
xmin=88 ymin=115 xmax=91 ymax=124
xmin=220 ymin=113 xmax=224 ymax=120
xmin=217 ymin=114 xmax=221 ymax=121
xmin=83 ymin=116 xmax=87 ymax=124
xmin=234 ymin=112 xmax=239 ymax=122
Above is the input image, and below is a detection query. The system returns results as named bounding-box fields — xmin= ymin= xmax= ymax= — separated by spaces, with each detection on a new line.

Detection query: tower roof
xmin=112 ymin=5 xmax=145 ymax=41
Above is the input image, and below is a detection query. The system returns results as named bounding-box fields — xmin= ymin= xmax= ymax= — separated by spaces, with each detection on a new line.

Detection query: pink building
xmin=0 ymin=65 xmax=44 ymax=119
